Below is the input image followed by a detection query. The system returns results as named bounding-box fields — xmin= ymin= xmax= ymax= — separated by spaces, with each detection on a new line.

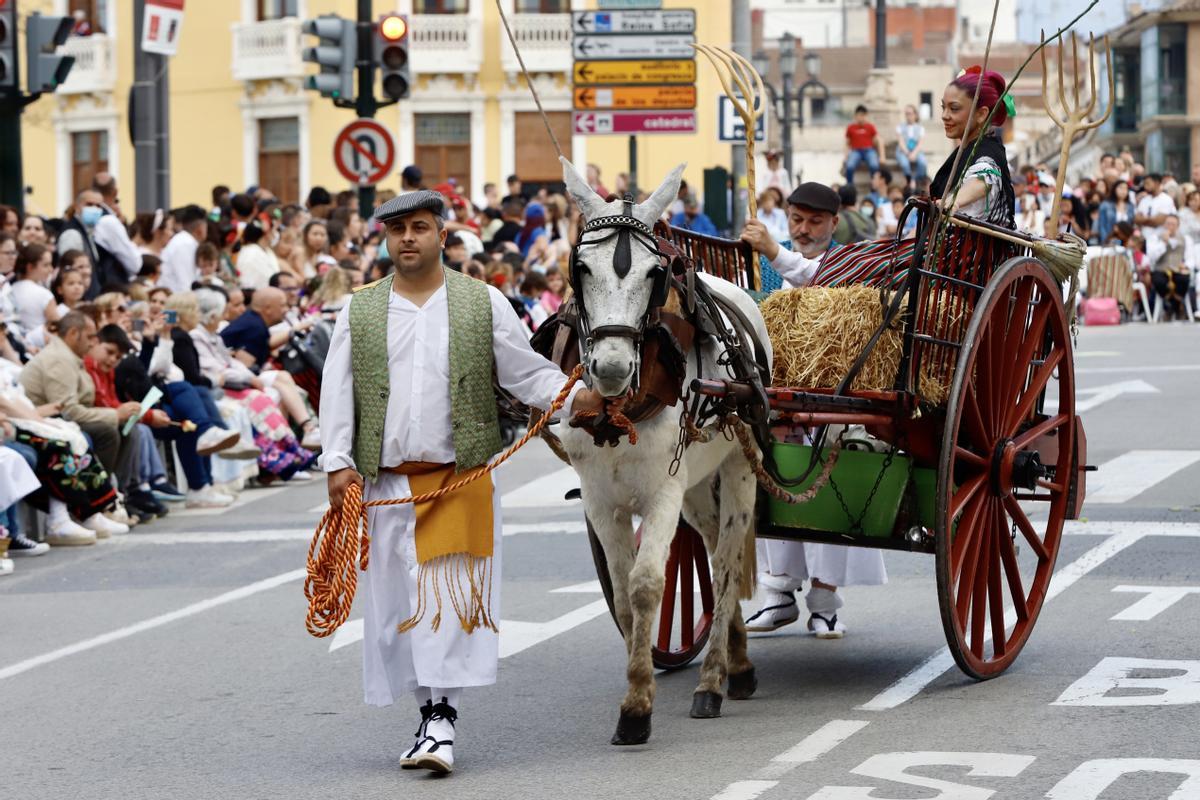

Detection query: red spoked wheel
xmin=587 ymin=517 xmax=714 ymax=670
xmin=935 ymin=258 xmax=1075 ymax=679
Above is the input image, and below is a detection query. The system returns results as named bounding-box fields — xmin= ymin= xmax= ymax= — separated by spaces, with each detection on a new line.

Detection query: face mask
xmin=81 ymin=206 xmax=103 ymax=227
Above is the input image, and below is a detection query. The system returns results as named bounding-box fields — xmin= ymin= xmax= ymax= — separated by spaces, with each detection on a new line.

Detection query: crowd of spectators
xmin=0 ymin=164 xmax=579 ymax=574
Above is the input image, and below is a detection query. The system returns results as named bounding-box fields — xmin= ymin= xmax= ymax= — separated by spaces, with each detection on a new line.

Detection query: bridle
xmin=570 ymin=193 xmax=676 ymax=391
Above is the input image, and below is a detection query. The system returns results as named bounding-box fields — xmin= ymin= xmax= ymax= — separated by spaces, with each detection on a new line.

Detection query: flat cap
xmin=787 ymin=182 xmax=840 ymax=215
xmin=373 ymin=189 xmax=445 ymax=223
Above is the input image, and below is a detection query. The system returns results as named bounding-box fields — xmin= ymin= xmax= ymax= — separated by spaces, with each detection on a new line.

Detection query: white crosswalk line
xmin=1087 ymin=450 xmax=1200 ymax=504
xmin=503 ymin=466 xmax=580 ymax=509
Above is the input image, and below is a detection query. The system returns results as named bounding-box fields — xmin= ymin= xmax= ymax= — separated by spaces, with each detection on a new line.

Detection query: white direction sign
xmin=573 ymin=34 xmax=695 ymax=61
xmin=718 ymin=95 xmax=766 ymax=142
xmin=573 ymin=10 xmax=696 ymax=35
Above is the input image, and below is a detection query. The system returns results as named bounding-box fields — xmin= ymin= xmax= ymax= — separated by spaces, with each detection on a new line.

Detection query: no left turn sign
xmin=333 ymin=119 xmax=396 ymax=186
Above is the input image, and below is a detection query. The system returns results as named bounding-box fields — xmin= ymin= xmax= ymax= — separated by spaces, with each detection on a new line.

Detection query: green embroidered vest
xmin=348 ymin=268 xmax=502 ymax=480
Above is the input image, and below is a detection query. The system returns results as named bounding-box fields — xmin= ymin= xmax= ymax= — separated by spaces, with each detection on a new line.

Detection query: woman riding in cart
xmin=736 ymin=67 xmax=1020 ymax=638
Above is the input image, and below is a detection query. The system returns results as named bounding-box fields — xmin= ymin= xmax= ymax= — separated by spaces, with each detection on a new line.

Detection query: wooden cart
xmin=587 ymin=199 xmax=1088 ymax=680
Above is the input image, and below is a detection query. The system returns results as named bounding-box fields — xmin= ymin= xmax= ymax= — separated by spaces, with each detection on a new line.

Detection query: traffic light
xmin=25 ymin=13 xmax=75 ymax=93
xmin=301 ymin=14 xmax=354 ymax=101
xmin=376 ymin=13 xmax=409 ymax=101
xmin=0 ymin=0 xmax=17 ymax=92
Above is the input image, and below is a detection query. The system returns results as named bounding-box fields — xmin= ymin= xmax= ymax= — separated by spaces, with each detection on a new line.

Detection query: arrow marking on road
xmin=1044 ymin=378 xmax=1158 ymax=414
xmin=1087 ymin=449 xmax=1200 ymax=504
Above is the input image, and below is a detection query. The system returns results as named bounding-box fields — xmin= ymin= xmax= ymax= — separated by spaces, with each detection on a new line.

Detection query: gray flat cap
xmin=373 ymin=189 xmax=445 ymax=223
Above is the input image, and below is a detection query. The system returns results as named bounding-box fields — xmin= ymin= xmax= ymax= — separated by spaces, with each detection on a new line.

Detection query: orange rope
xmin=304 ymin=365 xmax=584 ymax=638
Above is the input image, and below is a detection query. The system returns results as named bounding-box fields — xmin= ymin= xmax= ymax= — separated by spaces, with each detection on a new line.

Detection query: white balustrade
xmin=410 ymin=14 xmax=482 ymax=75
xmin=58 ymin=34 xmax=116 ymax=95
xmin=232 ymin=17 xmax=304 ymax=82
xmin=499 ymin=13 xmax=572 ymax=75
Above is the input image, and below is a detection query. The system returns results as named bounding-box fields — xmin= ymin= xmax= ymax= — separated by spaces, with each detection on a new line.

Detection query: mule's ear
xmin=561 ymin=156 xmax=607 ymax=221
xmin=633 ymin=162 xmax=686 ymax=227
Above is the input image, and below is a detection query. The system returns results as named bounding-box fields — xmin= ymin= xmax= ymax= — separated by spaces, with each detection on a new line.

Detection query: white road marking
xmin=503 ymin=466 xmax=580 ymax=509
xmin=710 ymin=780 xmax=779 ymax=800
xmin=552 ymin=580 xmax=603 ymax=593
xmin=328 ymin=594 xmax=611 ymax=658
xmin=767 ymin=720 xmax=870 ymax=770
xmin=503 ymin=521 xmax=587 ymax=536
xmin=1046 ymin=757 xmax=1200 ymax=798
xmin=0 ymin=568 xmax=306 ymax=681
xmin=1065 ymin=520 xmax=1200 ymax=537
xmin=307 ymin=501 xmax=330 ymax=514
xmin=1086 ymin=450 xmax=1200 ymax=504
xmin=1075 ymin=364 xmax=1200 ymax=374
xmin=169 ymin=486 xmax=289 ymax=517
xmin=1044 ymin=378 xmax=1158 ymax=414
xmin=1053 ymin=657 xmax=1200 ymax=706
xmin=1075 ymin=351 xmax=1121 ymax=357
xmin=859 ymin=530 xmax=1148 ymax=711
xmin=1110 ymin=585 xmax=1200 ymax=620
xmin=121 ymin=529 xmax=313 ymax=545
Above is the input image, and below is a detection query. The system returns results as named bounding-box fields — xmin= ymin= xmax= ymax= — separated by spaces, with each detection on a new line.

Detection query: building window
xmin=515 ymin=0 xmax=568 ymax=11
xmin=257 ymin=0 xmax=299 ymax=20
xmin=1158 ymin=23 xmax=1187 ymax=116
xmin=1162 ymin=127 xmax=1190 ymax=180
xmin=416 ymin=0 xmax=469 ymax=13
xmin=257 ymin=117 xmax=300 ymax=204
xmin=514 ymin=111 xmax=572 ymax=189
xmin=1113 ymin=47 xmax=1140 ymax=133
xmin=72 ymin=130 xmax=108 ymax=198
xmin=415 ymin=113 xmax=471 ymax=191
xmin=68 ymin=0 xmax=107 ymax=34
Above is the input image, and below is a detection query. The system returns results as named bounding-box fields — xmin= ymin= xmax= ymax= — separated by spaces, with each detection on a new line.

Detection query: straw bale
xmin=761 ymin=286 xmax=954 ymax=405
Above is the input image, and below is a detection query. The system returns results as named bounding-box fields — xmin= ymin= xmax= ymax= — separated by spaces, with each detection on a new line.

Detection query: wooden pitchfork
xmin=694 ymin=43 xmax=766 ymax=287
xmin=1041 ymin=30 xmax=1115 ymax=238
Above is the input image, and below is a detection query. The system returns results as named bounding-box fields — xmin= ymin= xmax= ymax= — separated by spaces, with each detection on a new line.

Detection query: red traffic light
xmin=379 ymin=15 xmax=407 ymax=42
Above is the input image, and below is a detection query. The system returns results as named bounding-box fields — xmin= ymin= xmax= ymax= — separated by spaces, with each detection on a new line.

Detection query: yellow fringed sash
xmin=383 ymin=462 xmax=498 ymax=635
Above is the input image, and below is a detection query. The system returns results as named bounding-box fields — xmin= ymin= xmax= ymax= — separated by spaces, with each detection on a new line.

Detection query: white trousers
xmin=756 ymin=539 xmax=887 ymax=592
xmin=360 ymin=472 xmax=501 ymax=707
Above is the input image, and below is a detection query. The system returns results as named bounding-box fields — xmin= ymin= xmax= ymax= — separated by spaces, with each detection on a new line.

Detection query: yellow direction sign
xmin=574 ymin=84 xmax=697 ymax=110
xmin=573 ymin=59 xmax=696 ymax=86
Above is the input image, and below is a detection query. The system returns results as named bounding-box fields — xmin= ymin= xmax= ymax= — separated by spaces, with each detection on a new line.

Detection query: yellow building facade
xmin=18 ymin=0 xmax=733 ymax=216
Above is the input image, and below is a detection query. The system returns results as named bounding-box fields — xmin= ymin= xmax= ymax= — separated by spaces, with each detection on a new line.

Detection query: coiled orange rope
xmin=304 ymin=365 xmax=584 ymax=638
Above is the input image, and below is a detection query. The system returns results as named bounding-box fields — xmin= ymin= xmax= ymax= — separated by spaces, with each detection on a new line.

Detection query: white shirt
xmin=160 ymin=233 xmax=200 ymax=293
xmin=1146 ymin=234 xmax=1197 ymax=272
xmin=757 ymin=207 xmax=789 ymax=242
xmin=10 ymin=280 xmax=54 ymax=334
xmin=1136 ymin=192 xmax=1177 ymax=242
xmin=319 ymin=281 xmax=582 ymax=474
xmin=236 ymin=243 xmax=280 ymax=290
xmin=768 ymin=247 xmax=823 ymax=289
xmin=93 ymin=213 xmax=143 ymax=279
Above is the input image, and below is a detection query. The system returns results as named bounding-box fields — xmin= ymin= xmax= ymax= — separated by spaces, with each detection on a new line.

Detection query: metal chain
xmin=730 ymin=420 xmax=842 ymax=506
xmin=824 ymin=429 xmax=898 ymax=535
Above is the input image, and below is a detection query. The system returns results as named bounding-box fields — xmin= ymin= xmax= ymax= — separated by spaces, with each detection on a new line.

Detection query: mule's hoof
xmin=690 ymin=691 xmax=723 ymax=719
xmin=611 ymin=710 xmax=651 ymax=745
xmin=727 ymin=668 xmax=758 ymax=700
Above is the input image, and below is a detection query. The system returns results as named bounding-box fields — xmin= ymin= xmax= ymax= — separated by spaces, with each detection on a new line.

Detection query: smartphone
xmin=132 ymin=319 xmax=146 ymax=333
xmin=163 ymin=310 xmax=178 ymax=324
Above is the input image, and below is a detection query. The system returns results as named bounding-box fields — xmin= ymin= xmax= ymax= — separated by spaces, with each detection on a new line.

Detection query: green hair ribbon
xmin=1002 ymin=93 xmax=1017 ymax=120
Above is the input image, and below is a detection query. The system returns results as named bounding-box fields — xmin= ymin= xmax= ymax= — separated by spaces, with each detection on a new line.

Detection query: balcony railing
xmin=58 ymin=34 xmax=116 ymax=94
xmin=500 ymin=13 xmax=572 ymax=74
xmin=410 ymin=13 xmax=482 ymax=75
xmin=232 ymin=17 xmax=304 ymax=82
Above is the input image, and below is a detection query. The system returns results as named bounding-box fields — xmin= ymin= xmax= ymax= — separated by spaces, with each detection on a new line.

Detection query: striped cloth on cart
xmin=811 ymin=237 xmax=918 ymax=288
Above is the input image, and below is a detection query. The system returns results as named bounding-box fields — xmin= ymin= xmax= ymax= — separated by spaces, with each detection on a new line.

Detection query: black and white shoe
xmin=7 ymin=532 xmax=50 ymax=558
xmin=807 ymin=612 xmax=846 ymax=639
xmin=400 ymin=700 xmax=456 ymax=774
xmin=745 ymin=590 xmax=800 ymax=632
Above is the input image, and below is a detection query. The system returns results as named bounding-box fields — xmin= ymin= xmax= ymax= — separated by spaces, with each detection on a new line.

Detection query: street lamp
xmin=754 ymin=35 xmax=829 ymax=186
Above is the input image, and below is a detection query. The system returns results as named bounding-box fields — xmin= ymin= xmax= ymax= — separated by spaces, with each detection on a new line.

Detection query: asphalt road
xmin=3 ymin=322 xmax=1199 ymax=800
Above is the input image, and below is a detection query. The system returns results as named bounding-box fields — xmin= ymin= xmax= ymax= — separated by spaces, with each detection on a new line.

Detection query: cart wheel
xmin=935 ymin=258 xmax=1075 ymax=680
xmin=586 ymin=517 xmax=714 ymax=670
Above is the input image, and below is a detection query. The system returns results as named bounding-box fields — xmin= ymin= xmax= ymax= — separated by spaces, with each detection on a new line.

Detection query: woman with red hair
xmin=930 ymin=67 xmax=1016 ymax=228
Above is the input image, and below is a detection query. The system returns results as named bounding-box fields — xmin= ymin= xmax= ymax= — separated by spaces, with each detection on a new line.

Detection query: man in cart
xmin=739 ymin=182 xmax=888 ymax=638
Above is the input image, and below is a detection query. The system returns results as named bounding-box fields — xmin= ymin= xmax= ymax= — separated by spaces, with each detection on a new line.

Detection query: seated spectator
xmin=295 ymin=220 xmax=329 ymax=279
xmin=194 ymin=241 xmax=226 ymax=290
xmin=0 ymin=420 xmax=47 ymax=561
xmin=757 ymin=188 xmax=789 ymax=242
xmin=15 ymin=312 xmax=132 ymax=539
xmin=105 ymin=314 xmax=244 ymax=508
xmin=307 ymin=266 xmax=351 ymax=319
xmin=11 ymin=243 xmax=60 ymax=345
xmin=18 ymin=214 xmax=47 ymax=247
xmin=235 ymin=217 xmax=280 ymax=290
xmin=51 ymin=258 xmax=89 ymax=317
xmin=184 ymin=289 xmax=317 ymax=482
xmin=216 ymin=286 xmax=320 ymax=448
xmin=670 ymin=195 xmax=719 ymax=235
xmin=541 ymin=267 xmax=566 ymax=316
xmin=1146 ymin=214 xmax=1194 ymax=319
